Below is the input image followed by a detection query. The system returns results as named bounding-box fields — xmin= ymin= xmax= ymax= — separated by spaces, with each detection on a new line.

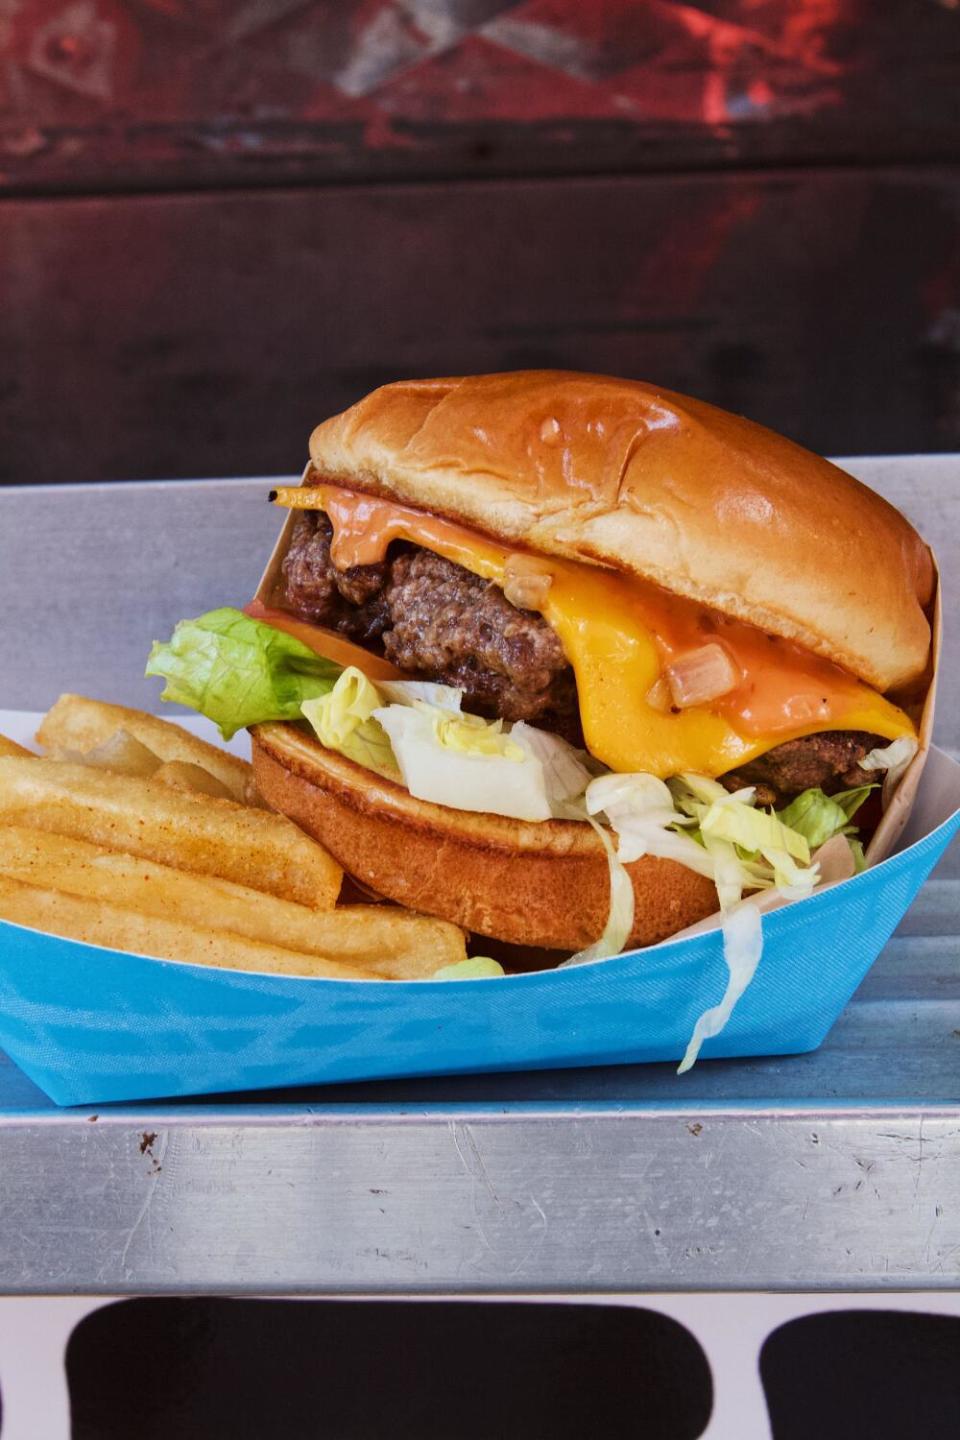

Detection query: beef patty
xmin=281 ymin=509 xmax=881 ymax=800
xmin=282 ymin=511 xmax=578 ymax=735
xmin=719 ymin=732 xmax=878 ymax=806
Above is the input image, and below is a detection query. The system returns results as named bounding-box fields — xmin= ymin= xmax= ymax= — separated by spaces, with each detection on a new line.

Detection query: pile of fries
xmin=0 ymin=695 xmax=467 ymax=980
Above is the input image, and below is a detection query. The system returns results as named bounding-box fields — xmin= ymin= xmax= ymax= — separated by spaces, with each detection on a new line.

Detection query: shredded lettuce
xmin=304 ymin=671 xmax=595 ymax=820
xmin=702 ymin=833 xmax=749 ymax=912
xmin=586 ymin=773 xmax=768 ymax=1067
xmin=688 ymin=794 xmax=820 ymax=897
xmin=776 ymin=785 xmax=873 ymax=849
xmin=559 ymin=805 xmax=636 ymax=966
xmin=861 ymin=736 xmax=918 ymax=775
xmin=671 ymin=772 xmax=754 ymax=811
xmin=588 ymin=773 xmax=768 ymax=1067
xmin=831 ymin=785 xmax=876 ymax=820
xmin=586 ymin=773 xmax=718 ymax=880
xmin=429 ymin=709 xmax=525 ymax=759
xmin=861 ymin=735 xmax=919 ymax=807
xmin=302 ymin=666 xmax=379 ymax=747
xmin=510 ymin=723 xmax=595 ymax=815
xmin=146 ymin=608 xmax=341 ymax=739
xmin=678 ymin=902 xmax=764 ymax=1073
xmin=301 ymin=669 xmax=399 ymax=781
xmin=699 ymin=803 xmax=810 ymax=864
xmin=433 ymin=957 xmax=505 ymax=980
xmin=374 ymin=702 xmax=554 ymax=820
xmin=378 ymin=679 xmax=464 ymax=711
xmin=580 ymin=769 xmax=890 ymax=1069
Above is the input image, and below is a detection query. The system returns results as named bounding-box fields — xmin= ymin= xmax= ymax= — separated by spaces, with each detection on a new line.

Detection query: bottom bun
xmin=251 ymin=722 xmax=719 ymax=950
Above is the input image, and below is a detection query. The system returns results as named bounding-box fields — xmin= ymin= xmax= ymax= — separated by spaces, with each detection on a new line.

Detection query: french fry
xmin=62 ymin=729 xmax=162 ymax=778
xmin=0 ymin=876 xmax=377 ymax=980
xmin=0 ymin=758 xmax=342 ymax=909
xmin=153 ymin=760 xmax=234 ymax=800
xmin=0 ymin=734 xmax=33 ymax=759
xmin=46 ymin=721 xmax=239 ymax=799
xmin=37 ymin=694 xmax=258 ymax=805
xmin=0 ymin=826 xmax=465 ymax=978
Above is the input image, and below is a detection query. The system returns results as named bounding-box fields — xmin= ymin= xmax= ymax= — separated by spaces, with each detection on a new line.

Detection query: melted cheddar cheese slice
xmin=272 ymin=485 xmax=916 ymax=778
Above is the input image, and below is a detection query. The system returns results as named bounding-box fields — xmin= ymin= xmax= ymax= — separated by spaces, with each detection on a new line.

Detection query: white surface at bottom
xmin=0 ymin=1291 xmax=957 ymax=1440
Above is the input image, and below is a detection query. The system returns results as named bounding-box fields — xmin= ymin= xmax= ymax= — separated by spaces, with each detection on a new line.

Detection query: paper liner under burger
xmin=861 ymin=560 xmax=941 ymax=864
xmin=256 ymin=471 xmax=303 ymax=608
xmin=250 ymin=470 xmax=405 ymax=679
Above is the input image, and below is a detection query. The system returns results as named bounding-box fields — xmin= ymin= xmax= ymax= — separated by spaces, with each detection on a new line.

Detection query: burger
xmin=147 ymin=372 xmax=935 ymax=968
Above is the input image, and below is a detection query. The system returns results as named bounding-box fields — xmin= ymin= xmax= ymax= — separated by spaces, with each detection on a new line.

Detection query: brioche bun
xmin=251 ymin=722 xmax=718 ymax=950
xmin=310 ymin=371 xmax=933 ymax=692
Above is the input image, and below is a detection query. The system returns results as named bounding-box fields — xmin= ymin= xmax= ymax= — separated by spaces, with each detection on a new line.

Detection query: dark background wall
xmin=2 ymin=0 xmax=959 ymax=483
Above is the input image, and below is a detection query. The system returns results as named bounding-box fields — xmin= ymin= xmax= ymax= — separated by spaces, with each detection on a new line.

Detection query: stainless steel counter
xmin=0 ymin=460 xmax=956 ymax=1295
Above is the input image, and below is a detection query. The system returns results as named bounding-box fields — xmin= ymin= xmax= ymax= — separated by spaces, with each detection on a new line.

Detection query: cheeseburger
xmin=148 ymin=372 xmax=934 ymax=963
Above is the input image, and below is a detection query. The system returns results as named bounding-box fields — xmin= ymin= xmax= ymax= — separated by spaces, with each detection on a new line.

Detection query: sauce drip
xmin=271 ymin=482 xmax=915 ymax=777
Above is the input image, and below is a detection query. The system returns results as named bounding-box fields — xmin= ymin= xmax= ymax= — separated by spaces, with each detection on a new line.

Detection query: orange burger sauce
xmin=269 ymin=483 xmax=916 ymax=778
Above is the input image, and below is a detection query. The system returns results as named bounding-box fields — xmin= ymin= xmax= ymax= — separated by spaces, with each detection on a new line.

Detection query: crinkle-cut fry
xmin=0 ymin=826 xmax=464 ymax=978
xmin=0 ymin=734 xmax=33 ymax=759
xmin=0 ymin=876 xmax=376 ymax=980
xmin=37 ymin=694 xmax=259 ymax=805
xmin=0 ymin=758 xmax=342 ymax=910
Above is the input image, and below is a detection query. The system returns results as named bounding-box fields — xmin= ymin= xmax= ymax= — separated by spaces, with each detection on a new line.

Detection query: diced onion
xmin=666 ymin=643 xmax=740 ymax=708
xmin=645 ymin=676 xmax=673 ymax=713
xmin=503 ymin=555 xmax=553 ymax=611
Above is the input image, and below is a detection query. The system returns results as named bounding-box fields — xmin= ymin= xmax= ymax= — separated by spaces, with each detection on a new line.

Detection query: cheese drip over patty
xmin=271 ymin=483 xmax=916 ymax=778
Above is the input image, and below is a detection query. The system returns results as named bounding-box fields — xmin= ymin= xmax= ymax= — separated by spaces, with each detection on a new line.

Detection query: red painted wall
xmin=1 ymin=3 xmax=958 ymax=477
xmin=1 ymin=1 xmax=956 ymax=189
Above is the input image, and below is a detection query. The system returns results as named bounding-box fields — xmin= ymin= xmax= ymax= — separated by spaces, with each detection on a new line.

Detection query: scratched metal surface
xmin=0 ymin=457 xmax=956 ymax=1293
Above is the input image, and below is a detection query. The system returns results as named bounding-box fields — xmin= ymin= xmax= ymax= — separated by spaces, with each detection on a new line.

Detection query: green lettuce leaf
xmin=301 ymin=672 xmax=400 ymax=782
xmin=146 ymin=608 xmax=341 ymax=739
xmin=831 ymin=785 xmax=876 ymax=821
xmin=332 ymin=718 xmax=400 ymax=780
xmin=433 ymin=957 xmax=506 ymax=980
xmin=700 ymin=802 xmax=810 ymax=864
xmin=776 ymin=785 xmax=875 ymax=849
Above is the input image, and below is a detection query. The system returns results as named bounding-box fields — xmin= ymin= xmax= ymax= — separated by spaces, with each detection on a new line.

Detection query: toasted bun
xmin=310 ymin=371 xmax=933 ymax=692
xmin=251 ymin=723 xmax=718 ymax=950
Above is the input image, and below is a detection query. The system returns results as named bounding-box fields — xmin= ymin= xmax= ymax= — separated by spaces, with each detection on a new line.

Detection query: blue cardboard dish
xmin=0 ymin=748 xmax=957 ymax=1106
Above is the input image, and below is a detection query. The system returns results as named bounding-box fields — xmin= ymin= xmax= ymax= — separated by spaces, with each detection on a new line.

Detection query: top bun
xmin=309 ymin=371 xmax=934 ymax=692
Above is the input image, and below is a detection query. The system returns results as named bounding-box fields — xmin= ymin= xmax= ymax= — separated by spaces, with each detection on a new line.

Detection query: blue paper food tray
xmin=0 ymin=748 xmax=957 ymax=1107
